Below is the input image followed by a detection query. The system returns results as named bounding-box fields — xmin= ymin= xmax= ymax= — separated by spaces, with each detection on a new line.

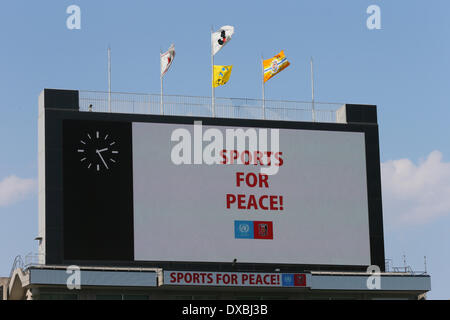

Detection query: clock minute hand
xmin=96 ymin=149 xmax=109 ymax=169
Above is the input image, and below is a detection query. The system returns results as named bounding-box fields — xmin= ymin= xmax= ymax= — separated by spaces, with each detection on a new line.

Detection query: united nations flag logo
xmin=282 ymin=274 xmax=295 ymax=287
xmin=239 ymin=224 xmax=250 ymax=233
xmin=234 ymin=220 xmax=255 ymax=239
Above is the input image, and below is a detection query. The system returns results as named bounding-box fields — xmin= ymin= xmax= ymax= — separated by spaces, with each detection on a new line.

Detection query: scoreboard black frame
xmin=40 ymin=89 xmax=385 ymax=273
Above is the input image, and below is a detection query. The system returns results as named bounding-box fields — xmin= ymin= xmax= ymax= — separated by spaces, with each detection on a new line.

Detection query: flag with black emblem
xmin=211 ymin=26 xmax=235 ymax=56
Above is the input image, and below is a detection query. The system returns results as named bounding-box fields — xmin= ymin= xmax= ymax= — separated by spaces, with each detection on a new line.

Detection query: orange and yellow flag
xmin=263 ymin=51 xmax=290 ymax=83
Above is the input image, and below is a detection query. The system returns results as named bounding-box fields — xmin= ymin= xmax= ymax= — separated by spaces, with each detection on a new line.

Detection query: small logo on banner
xmin=282 ymin=274 xmax=307 ymax=287
xmin=281 ymin=274 xmax=294 ymax=287
xmin=294 ymin=274 xmax=306 ymax=287
xmin=254 ymin=221 xmax=273 ymax=240
xmin=234 ymin=221 xmax=273 ymax=240
xmin=234 ymin=221 xmax=254 ymax=239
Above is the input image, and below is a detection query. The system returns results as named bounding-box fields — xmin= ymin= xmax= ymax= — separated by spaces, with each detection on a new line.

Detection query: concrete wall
xmin=0 ymin=278 xmax=10 ymax=300
xmin=27 ymin=285 xmax=423 ymax=300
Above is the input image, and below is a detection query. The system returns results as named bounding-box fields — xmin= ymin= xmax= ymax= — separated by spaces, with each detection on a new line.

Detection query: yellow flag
xmin=263 ymin=51 xmax=290 ymax=83
xmin=213 ymin=65 xmax=233 ymax=88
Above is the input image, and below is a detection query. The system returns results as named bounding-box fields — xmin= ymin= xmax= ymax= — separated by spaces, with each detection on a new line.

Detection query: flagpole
xmin=160 ymin=49 xmax=164 ymax=115
xmin=211 ymin=26 xmax=215 ymax=118
xmin=108 ymin=46 xmax=111 ymax=113
xmin=310 ymin=57 xmax=316 ymax=122
xmin=160 ymin=76 xmax=164 ymax=115
xmin=262 ymin=54 xmax=265 ymax=120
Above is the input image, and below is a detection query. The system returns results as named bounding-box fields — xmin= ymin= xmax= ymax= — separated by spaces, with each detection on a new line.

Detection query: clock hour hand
xmin=96 ymin=149 xmax=109 ymax=169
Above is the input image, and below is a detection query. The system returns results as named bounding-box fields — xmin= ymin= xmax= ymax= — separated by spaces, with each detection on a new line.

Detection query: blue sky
xmin=0 ymin=0 xmax=449 ymax=299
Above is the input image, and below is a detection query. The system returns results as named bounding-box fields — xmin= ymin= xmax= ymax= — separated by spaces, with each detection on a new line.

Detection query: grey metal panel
xmin=30 ymin=269 xmax=157 ymax=287
xmin=311 ymin=274 xmax=431 ymax=291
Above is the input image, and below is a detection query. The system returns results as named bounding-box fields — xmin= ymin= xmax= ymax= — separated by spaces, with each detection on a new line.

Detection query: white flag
xmin=161 ymin=44 xmax=175 ymax=78
xmin=211 ymin=26 xmax=235 ymax=56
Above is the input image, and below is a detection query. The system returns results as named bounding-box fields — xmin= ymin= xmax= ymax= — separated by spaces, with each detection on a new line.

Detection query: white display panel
xmin=132 ymin=122 xmax=371 ymax=266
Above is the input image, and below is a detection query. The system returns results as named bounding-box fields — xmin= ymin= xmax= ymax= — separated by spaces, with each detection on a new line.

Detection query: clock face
xmin=77 ymin=130 xmax=119 ymax=172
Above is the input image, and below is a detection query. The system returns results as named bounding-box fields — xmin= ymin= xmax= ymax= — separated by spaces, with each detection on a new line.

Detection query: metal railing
xmin=9 ymin=255 xmax=24 ymax=279
xmin=8 ymin=254 xmax=427 ymax=276
xmin=385 ymin=258 xmax=427 ymax=275
xmin=24 ymin=253 xmax=45 ymax=268
xmin=79 ymin=91 xmax=343 ymax=123
xmin=8 ymin=253 xmax=44 ymax=279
